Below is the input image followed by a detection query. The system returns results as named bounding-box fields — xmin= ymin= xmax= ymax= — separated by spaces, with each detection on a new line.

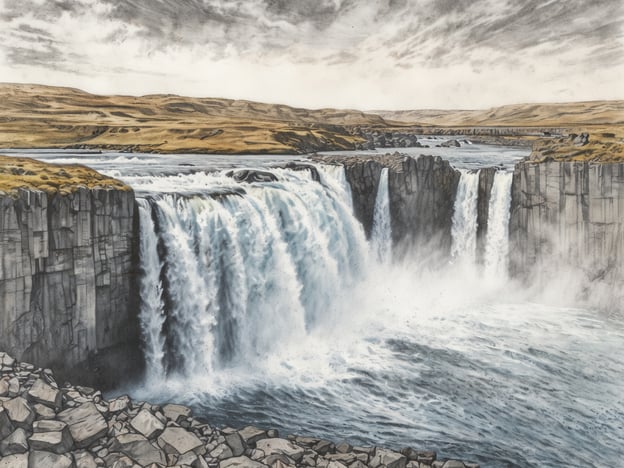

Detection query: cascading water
xmin=137 ymin=167 xmax=369 ymax=377
xmin=484 ymin=171 xmax=513 ymax=279
xmin=120 ymin=158 xmax=623 ymax=468
xmin=371 ymin=168 xmax=392 ymax=262
xmin=450 ymin=169 xmax=480 ymax=262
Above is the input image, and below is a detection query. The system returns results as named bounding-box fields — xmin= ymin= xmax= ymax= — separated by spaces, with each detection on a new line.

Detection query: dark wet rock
xmin=226 ymin=169 xmax=279 ymax=183
xmin=440 ymin=139 xmax=461 ymax=148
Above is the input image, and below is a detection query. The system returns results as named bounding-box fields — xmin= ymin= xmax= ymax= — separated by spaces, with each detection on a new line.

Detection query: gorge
xmin=0 ymin=145 xmax=623 ymax=467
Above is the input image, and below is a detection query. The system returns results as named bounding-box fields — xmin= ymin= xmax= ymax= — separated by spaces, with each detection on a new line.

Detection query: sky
xmin=0 ymin=0 xmax=622 ymax=110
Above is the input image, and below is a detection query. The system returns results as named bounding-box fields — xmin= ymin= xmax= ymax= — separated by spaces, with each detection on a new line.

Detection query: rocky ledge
xmin=0 ymin=352 xmax=478 ymax=468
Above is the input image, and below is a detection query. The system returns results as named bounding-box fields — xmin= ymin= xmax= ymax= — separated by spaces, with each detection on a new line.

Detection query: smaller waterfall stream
xmin=451 ymin=170 xmax=480 ymax=262
xmin=484 ymin=171 xmax=514 ymax=279
xmin=371 ymin=168 xmax=392 ymax=262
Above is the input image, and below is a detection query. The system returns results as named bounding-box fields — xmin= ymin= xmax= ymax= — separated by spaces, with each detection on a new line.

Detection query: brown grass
xmin=0 ymin=155 xmax=130 ymax=195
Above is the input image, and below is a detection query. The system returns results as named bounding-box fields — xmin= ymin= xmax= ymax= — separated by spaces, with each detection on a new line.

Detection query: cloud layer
xmin=0 ymin=0 xmax=622 ymax=108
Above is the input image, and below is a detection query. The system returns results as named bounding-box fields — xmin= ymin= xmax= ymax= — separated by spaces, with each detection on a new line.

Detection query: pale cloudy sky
xmin=0 ymin=0 xmax=622 ymax=109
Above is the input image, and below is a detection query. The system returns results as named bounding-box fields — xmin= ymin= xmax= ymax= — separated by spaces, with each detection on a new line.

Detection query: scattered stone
xmin=162 ymin=403 xmax=192 ymax=423
xmin=370 ymin=448 xmax=407 ymax=468
xmin=28 ymin=450 xmax=74 ymax=468
xmin=3 ymin=397 xmax=35 ymax=429
xmin=129 ymin=408 xmax=165 ymax=439
xmin=0 ymin=406 xmax=15 ymax=438
xmin=238 ymin=426 xmax=268 ymax=447
xmin=0 ymin=428 xmax=29 ymax=456
xmin=219 ymin=455 xmax=268 ymax=468
xmin=28 ymin=378 xmax=62 ymax=409
xmin=0 ymin=453 xmax=28 ymax=468
xmin=256 ymin=438 xmax=305 ymax=463
xmin=28 ymin=428 xmax=74 ymax=454
xmin=58 ymin=402 xmax=108 ymax=448
xmin=110 ymin=433 xmax=167 ymax=466
xmin=157 ymin=426 xmax=203 ymax=455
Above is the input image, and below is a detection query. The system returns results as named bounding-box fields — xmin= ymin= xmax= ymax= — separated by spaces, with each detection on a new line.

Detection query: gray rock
xmin=162 ymin=403 xmax=192 ymax=423
xmin=335 ymin=442 xmax=353 ymax=453
xmin=129 ymin=408 xmax=165 ymax=439
xmin=57 ymin=402 xmax=108 ymax=448
xmin=28 ymin=429 xmax=74 ymax=454
xmin=0 ymin=453 xmax=28 ymax=468
xmin=255 ymin=438 xmax=305 ymax=463
xmin=442 ymin=461 xmax=467 ymax=468
xmin=0 ymin=379 xmax=9 ymax=397
xmin=210 ymin=443 xmax=234 ymax=460
xmin=219 ymin=456 xmax=268 ymax=468
xmin=3 ymin=397 xmax=35 ymax=429
xmin=370 ymin=448 xmax=407 ymax=468
xmin=238 ymin=426 xmax=268 ymax=447
xmin=224 ymin=432 xmax=245 ymax=457
xmin=28 ymin=451 xmax=74 ymax=468
xmin=0 ymin=428 xmax=29 ymax=456
xmin=110 ymin=433 xmax=166 ymax=466
xmin=33 ymin=420 xmax=68 ymax=433
xmin=0 ymin=406 xmax=15 ymax=438
xmin=7 ymin=377 xmax=20 ymax=397
xmin=108 ymin=396 xmax=131 ymax=414
xmin=32 ymin=403 xmax=57 ymax=420
xmin=74 ymin=450 xmax=98 ymax=468
xmin=27 ymin=379 xmax=62 ymax=409
xmin=157 ymin=427 xmax=203 ymax=455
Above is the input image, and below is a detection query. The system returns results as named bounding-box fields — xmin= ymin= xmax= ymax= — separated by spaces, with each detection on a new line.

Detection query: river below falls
xmin=11 ymin=145 xmax=624 ymax=467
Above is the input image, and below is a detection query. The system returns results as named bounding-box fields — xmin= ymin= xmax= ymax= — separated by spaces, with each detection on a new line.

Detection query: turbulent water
xmin=18 ymin=149 xmax=624 ymax=468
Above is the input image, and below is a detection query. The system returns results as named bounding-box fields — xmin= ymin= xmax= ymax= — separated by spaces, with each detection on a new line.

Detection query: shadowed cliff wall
xmin=0 ymin=187 xmax=141 ymax=388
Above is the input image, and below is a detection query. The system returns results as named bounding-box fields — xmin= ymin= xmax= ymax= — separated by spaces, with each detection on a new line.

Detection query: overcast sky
xmin=0 ymin=0 xmax=622 ymax=109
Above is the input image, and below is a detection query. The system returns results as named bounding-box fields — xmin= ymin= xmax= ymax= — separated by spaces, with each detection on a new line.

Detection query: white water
xmin=371 ymin=168 xmax=392 ymax=262
xmin=123 ymin=162 xmax=624 ymax=468
xmin=137 ymin=167 xmax=369 ymax=376
xmin=484 ymin=171 xmax=514 ymax=280
xmin=451 ymin=170 xmax=480 ymax=263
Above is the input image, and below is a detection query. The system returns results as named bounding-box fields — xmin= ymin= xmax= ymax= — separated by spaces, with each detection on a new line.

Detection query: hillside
xmin=375 ymin=101 xmax=624 ymax=127
xmin=0 ymin=83 xmax=387 ymax=154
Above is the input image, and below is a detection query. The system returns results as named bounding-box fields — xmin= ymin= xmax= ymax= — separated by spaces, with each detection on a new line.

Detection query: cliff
xmin=311 ymin=153 xmax=460 ymax=256
xmin=509 ymin=160 xmax=624 ymax=306
xmin=0 ymin=156 xmax=140 ymax=388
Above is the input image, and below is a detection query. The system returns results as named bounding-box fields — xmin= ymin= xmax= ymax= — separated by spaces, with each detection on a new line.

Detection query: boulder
xmin=227 ymin=169 xmax=278 ymax=183
xmin=370 ymin=448 xmax=407 ymax=468
xmin=27 ymin=379 xmax=62 ymax=409
xmin=0 ymin=428 xmax=29 ymax=456
xmin=224 ymin=431 xmax=245 ymax=456
xmin=129 ymin=408 xmax=165 ymax=439
xmin=57 ymin=402 xmax=108 ymax=448
xmin=0 ymin=407 xmax=15 ymax=438
xmin=73 ymin=450 xmax=98 ymax=468
xmin=219 ymin=456 xmax=268 ymax=468
xmin=28 ymin=429 xmax=74 ymax=454
xmin=3 ymin=397 xmax=35 ymax=429
xmin=162 ymin=403 xmax=192 ymax=423
xmin=108 ymin=395 xmax=131 ymax=414
xmin=255 ymin=438 xmax=305 ymax=463
xmin=0 ymin=453 xmax=28 ymax=468
xmin=157 ymin=427 xmax=203 ymax=455
xmin=28 ymin=451 xmax=74 ymax=468
xmin=238 ymin=426 xmax=268 ymax=447
xmin=110 ymin=433 xmax=167 ymax=466
xmin=210 ymin=443 xmax=234 ymax=460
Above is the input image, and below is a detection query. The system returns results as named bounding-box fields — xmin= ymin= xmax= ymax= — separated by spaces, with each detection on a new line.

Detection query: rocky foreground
xmin=0 ymin=352 xmax=479 ymax=468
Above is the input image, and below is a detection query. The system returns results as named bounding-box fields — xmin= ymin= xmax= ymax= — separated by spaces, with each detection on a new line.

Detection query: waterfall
xmin=137 ymin=199 xmax=167 ymax=379
xmin=484 ymin=171 xmax=513 ymax=278
xmin=451 ymin=170 xmax=480 ymax=262
xmin=371 ymin=168 xmax=392 ymax=262
xmin=137 ymin=167 xmax=369 ymax=376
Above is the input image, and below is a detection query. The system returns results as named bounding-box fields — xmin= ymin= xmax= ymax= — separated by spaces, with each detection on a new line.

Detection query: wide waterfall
xmin=123 ymin=160 xmax=623 ymax=468
xmin=137 ymin=167 xmax=370 ymax=378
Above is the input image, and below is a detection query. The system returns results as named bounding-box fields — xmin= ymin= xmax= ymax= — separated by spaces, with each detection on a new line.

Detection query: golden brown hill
xmin=0 ymin=83 xmax=387 ymax=154
xmin=375 ymin=101 xmax=624 ymax=127
xmin=0 ymin=155 xmax=129 ymax=194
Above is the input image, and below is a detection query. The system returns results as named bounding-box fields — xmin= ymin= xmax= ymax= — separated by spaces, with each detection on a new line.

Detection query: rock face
xmin=0 ymin=188 xmax=141 ymax=388
xmin=509 ymin=161 xmax=624 ymax=306
xmin=0 ymin=351 xmax=480 ymax=468
xmin=311 ymin=153 xmax=460 ymax=257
